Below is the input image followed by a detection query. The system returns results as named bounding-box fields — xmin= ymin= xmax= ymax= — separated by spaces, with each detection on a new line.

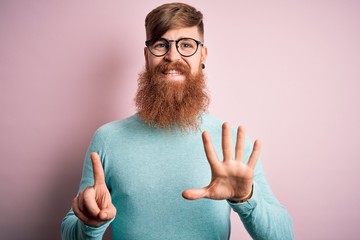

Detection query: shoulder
xmin=92 ymin=114 xmax=143 ymax=142
xmin=97 ymin=114 xmax=140 ymax=132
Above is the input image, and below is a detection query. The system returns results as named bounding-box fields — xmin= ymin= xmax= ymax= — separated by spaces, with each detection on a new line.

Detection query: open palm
xmin=182 ymin=123 xmax=261 ymax=202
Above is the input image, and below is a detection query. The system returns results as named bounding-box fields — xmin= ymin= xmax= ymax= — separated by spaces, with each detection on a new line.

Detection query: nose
xmin=164 ymin=42 xmax=181 ymax=62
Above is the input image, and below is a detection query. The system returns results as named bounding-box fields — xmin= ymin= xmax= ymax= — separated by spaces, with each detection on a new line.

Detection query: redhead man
xmin=61 ymin=2 xmax=293 ymax=240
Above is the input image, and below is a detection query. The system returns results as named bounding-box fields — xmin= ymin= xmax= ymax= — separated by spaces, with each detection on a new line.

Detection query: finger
xmin=202 ymin=131 xmax=219 ymax=167
xmin=72 ymin=200 xmax=105 ymax=226
xmin=99 ymin=203 xmax=117 ymax=221
xmin=77 ymin=191 xmax=86 ymax=214
xmin=235 ymin=126 xmax=246 ymax=161
xmin=83 ymin=187 xmax=101 ymax=218
xmin=72 ymin=195 xmax=93 ymax=224
xmin=91 ymin=152 xmax=106 ymax=186
xmin=182 ymin=188 xmax=209 ymax=200
xmin=72 ymin=194 xmax=109 ymax=227
xmin=247 ymin=139 xmax=262 ymax=169
xmin=222 ymin=122 xmax=232 ymax=161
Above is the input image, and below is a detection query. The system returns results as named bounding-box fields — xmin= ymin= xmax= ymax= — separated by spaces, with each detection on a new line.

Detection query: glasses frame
xmin=145 ymin=37 xmax=204 ymax=57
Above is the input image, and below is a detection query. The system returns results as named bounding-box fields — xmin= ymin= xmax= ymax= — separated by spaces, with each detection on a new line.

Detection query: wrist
xmin=228 ymin=185 xmax=253 ymax=203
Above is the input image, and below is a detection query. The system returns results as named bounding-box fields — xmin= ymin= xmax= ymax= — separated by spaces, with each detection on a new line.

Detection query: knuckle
xmin=71 ymin=197 xmax=77 ymax=206
xmin=72 ymin=194 xmax=80 ymax=207
xmin=83 ymin=192 xmax=93 ymax=203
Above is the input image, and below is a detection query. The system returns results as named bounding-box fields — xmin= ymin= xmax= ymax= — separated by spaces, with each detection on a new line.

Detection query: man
xmin=61 ymin=2 xmax=293 ymax=239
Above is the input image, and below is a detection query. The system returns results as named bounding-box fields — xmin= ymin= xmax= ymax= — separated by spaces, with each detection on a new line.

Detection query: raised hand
xmin=182 ymin=123 xmax=261 ymax=202
xmin=72 ymin=152 xmax=116 ymax=226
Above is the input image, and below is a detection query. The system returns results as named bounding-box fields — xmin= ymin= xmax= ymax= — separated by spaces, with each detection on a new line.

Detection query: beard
xmin=135 ymin=61 xmax=209 ymax=131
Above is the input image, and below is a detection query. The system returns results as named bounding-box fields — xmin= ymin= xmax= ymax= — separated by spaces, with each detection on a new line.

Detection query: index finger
xmin=91 ymin=152 xmax=105 ymax=186
xmin=202 ymin=131 xmax=219 ymax=167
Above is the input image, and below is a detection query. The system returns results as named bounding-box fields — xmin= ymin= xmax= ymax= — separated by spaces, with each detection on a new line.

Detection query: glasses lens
xmin=177 ymin=38 xmax=198 ymax=56
xmin=149 ymin=39 xmax=169 ymax=56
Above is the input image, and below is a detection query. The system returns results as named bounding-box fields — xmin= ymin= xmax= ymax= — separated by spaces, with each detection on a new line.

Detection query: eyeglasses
xmin=145 ymin=38 xmax=203 ymax=57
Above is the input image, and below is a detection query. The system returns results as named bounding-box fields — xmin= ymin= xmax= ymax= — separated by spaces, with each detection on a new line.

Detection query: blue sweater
xmin=61 ymin=114 xmax=293 ymax=239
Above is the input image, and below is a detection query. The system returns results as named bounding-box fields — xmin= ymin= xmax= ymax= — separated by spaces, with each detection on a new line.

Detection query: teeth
xmin=164 ymin=70 xmax=181 ymax=76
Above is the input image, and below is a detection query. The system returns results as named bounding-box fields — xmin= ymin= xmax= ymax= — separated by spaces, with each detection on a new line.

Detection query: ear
xmin=201 ymin=46 xmax=208 ymax=64
xmin=144 ymin=47 xmax=148 ymax=60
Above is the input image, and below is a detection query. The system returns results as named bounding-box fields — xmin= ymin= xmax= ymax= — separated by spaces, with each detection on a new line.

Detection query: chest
xmin=104 ymin=133 xmax=214 ymax=200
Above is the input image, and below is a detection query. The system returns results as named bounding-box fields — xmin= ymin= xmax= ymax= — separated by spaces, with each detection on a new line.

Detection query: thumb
xmin=98 ymin=203 xmax=117 ymax=221
xmin=182 ymin=188 xmax=209 ymax=200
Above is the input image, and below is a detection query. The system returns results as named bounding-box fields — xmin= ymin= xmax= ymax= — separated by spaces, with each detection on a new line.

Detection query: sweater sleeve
xmin=228 ymin=160 xmax=294 ymax=240
xmin=61 ymin=210 xmax=111 ymax=240
xmin=61 ymin=127 xmax=113 ymax=240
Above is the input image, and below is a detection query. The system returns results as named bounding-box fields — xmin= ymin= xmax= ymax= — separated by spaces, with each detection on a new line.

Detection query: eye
xmin=179 ymin=39 xmax=196 ymax=49
xmin=152 ymin=41 xmax=168 ymax=50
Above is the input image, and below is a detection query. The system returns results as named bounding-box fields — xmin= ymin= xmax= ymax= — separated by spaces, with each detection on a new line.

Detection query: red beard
xmin=135 ymin=61 xmax=209 ymax=130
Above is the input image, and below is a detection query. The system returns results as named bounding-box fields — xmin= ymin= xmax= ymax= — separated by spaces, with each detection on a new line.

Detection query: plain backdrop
xmin=1 ymin=1 xmax=359 ymax=239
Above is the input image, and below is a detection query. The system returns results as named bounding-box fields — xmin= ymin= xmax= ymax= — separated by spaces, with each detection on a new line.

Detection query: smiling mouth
xmin=163 ymin=70 xmax=183 ymax=76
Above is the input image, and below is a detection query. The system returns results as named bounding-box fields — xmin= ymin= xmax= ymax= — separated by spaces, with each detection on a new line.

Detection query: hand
xmin=182 ymin=123 xmax=261 ymax=202
xmin=72 ymin=152 xmax=116 ymax=227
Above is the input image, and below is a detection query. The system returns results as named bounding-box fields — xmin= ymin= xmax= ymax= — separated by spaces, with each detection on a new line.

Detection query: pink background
xmin=1 ymin=1 xmax=359 ymax=239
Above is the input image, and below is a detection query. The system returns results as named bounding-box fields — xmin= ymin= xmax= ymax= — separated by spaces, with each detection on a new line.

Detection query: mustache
xmin=153 ymin=61 xmax=191 ymax=76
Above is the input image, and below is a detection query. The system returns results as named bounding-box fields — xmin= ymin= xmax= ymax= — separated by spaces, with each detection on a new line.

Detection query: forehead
xmin=161 ymin=26 xmax=202 ymax=40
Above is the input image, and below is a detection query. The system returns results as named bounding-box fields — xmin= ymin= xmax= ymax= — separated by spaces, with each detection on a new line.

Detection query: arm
xmin=61 ymin=209 xmax=111 ymax=240
xmin=229 ymin=161 xmax=294 ymax=240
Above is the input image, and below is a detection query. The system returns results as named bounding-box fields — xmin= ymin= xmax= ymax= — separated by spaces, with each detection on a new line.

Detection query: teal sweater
xmin=61 ymin=114 xmax=293 ymax=239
